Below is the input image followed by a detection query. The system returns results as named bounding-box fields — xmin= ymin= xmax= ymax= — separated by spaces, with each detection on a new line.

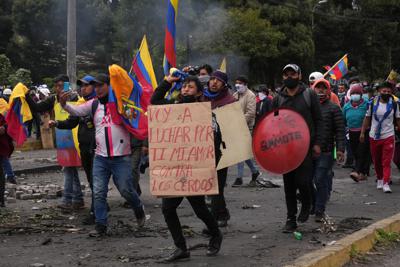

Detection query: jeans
xmin=80 ymin=149 xmax=94 ymax=212
xmin=313 ymin=152 xmax=334 ymax=214
xmin=2 ymin=158 xmax=14 ymax=178
xmin=210 ymin=168 xmax=230 ymax=221
xmin=93 ymin=155 xmax=142 ymax=226
xmin=283 ymin=153 xmax=313 ymax=219
xmin=162 ymin=196 xmax=219 ymax=250
xmin=237 ymin=159 xmax=258 ymax=178
xmin=131 ymin=146 xmax=142 ymax=195
xmin=62 ymin=166 xmax=83 ymax=204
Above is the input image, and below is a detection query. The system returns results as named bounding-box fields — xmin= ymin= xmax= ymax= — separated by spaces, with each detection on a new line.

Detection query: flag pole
xmin=323 ymin=54 xmax=348 ymax=78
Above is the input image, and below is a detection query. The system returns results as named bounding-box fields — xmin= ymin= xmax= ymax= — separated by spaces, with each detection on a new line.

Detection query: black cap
xmin=54 ymin=74 xmax=69 ymax=83
xmin=376 ymin=81 xmax=394 ymax=90
xmin=90 ymin=73 xmax=110 ymax=85
xmin=283 ymin=64 xmax=301 ymax=74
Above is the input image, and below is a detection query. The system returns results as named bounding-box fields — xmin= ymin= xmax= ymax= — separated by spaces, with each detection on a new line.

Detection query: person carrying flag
xmin=26 ymin=75 xmax=84 ymax=211
xmin=59 ymin=74 xmax=145 ymax=237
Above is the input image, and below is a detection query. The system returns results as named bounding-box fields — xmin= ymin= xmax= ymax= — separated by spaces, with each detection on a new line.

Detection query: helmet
xmin=2 ymin=88 xmax=12 ymax=96
xmin=309 ymin=72 xmax=324 ymax=83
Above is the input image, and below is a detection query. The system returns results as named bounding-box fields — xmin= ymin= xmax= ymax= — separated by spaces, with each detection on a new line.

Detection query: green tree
xmin=8 ymin=68 xmax=32 ymax=87
xmin=0 ymin=54 xmax=13 ymax=86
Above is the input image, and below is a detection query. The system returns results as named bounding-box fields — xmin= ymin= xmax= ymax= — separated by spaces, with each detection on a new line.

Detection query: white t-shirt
xmin=366 ymin=100 xmax=400 ymax=140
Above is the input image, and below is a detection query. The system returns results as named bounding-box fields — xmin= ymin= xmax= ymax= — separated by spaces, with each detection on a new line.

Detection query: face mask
xmin=338 ymin=92 xmax=346 ymax=98
xmin=198 ymin=75 xmax=210 ymax=86
xmin=350 ymin=94 xmax=361 ymax=102
xmin=362 ymin=93 xmax=368 ymax=99
xmin=235 ymin=84 xmax=247 ymax=94
xmin=283 ymin=77 xmax=299 ymax=89
xmin=181 ymin=95 xmax=197 ymax=103
xmin=381 ymin=93 xmax=390 ymax=102
xmin=317 ymin=93 xmax=327 ymax=103
xmin=258 ymin=92 xmax=266 ymax=101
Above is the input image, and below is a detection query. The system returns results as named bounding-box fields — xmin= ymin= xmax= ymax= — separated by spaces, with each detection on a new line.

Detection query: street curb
xmin=14 ymin=165 xmax=61 ymax=176
xmin=285 ymin=213 xmax=400 ymax=267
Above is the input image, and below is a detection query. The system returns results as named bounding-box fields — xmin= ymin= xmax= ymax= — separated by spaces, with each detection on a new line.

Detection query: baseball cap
xmin=77 ymin=75 xmax=95 ymax=86
xmin=90 ymin=74 xmax=110 ymax=85
xmin=283 ymin=64 xmax=301 ymax=75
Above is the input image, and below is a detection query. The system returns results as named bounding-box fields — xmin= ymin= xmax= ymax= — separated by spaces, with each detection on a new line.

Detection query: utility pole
xmin=67 ymin=0 xmax=76 ymax=90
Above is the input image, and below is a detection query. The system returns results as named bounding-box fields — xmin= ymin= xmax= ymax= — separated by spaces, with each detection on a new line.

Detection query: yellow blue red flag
xmin=132 ymin=35 xmax=158 ymax=91
xmin=163 ymin=0 xmax=179 ymax=76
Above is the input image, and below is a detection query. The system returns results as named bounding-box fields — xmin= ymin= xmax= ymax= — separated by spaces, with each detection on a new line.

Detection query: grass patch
xmin=349 ymin=244 xmax=367 ymax=263
xmin=375 ymin=229 xmax=400 ymax=247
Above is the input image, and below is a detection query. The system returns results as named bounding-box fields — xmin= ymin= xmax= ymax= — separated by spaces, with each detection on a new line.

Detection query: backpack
xmin=368 ymin=96 xmax=398 ymax=125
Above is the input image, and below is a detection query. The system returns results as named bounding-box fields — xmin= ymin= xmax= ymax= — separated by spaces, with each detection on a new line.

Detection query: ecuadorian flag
xmin=324 ymin=54 xmax=348 ymax=80
xmin=163 ymin=0 xmax=179 ymax=75
xmin=109 ymin=64 xmax=150 ymax=140
xmin=5 ymin=83 xmax=32 ymax=146
xmin=132 ymin=35 xmax=158 ymax=91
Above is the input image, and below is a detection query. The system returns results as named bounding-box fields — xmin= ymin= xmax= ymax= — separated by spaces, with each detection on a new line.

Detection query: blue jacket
xmin=343 ymin=100 xmax=368 ymax=129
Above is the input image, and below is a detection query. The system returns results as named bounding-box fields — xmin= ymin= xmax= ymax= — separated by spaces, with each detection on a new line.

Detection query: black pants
xmin=80 ymin=148 xmax=94 ymax=212
xmin=283 ymin=153 xmax=313 ymax=220
xmin=349 ymin=130 xmax=371 ymax=175
xmin=162 ymin=196 xmax=219 ymax=250
xmin=210 ymin=168 xmax=230 ymax=221
xmin=0 ymin=158 xmax=4 ymax=205
xmin=131 ymin=146 xmax=142 ymax=195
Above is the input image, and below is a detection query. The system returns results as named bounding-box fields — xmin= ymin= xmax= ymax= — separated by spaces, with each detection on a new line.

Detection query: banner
xmin=213 ymin=102 xmax=253 ymax=170
xmin=148 ymin=102 xmax=218 ymax=197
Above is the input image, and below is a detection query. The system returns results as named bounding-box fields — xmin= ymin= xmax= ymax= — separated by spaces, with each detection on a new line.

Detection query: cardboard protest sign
xmin=213 ymin=102 xmax=253 ymax=170
xmin=148 ymin=102 xmax=218 ymax=197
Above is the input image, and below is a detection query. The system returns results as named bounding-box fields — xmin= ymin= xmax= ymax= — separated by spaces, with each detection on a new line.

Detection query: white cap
xmin=38 ymin=87 xmax=50 ymax=97
xmin=3 ymin=89 xmax=12 ymax=95
xmin=309 ymin=72 xmax=324 ymax=82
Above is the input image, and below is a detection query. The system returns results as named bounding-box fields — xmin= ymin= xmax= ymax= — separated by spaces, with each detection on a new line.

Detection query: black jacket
xmin=26 ymin=94 xmax=57 ymax=113
xmin=150 ymin=80 xmax=176 ymax=105
xmin=319 ymin=100 xmax=345 ymax=153
xmin=272 ymin=83 xmax=324 ymax=147
xmin=255 ymin=97 xmax=272 ymax=125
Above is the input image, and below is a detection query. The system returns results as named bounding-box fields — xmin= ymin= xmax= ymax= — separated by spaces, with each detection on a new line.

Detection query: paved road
xmin=2 ymin=153 xmax=400 ymax=266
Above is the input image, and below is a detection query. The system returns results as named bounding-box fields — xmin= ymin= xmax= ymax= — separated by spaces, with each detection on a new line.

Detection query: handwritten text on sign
xmin=148 ymin=102 xmax=218 ymax=196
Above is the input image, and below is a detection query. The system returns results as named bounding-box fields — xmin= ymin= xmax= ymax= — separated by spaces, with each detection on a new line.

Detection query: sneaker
xmin=232 ymin=178 xmax=243 ymax=187
xmin=207 ymin=230 xmax=223 ymax=256
xmin=282 ymin=218 xmax=297 ymax=233
xmin=57 ymin=203 xmax=72 ymax=210
xmin=248 ymin=180 xmax=257 ymax=187
xmin=315 ymin=212 xmax=325 ymax=222
xmin=350 ymin=172 xmax=360 ymax=182
xmin=134 ymin=206 xmax=146 ymax=227
xmin=163 ymin=248 xmax=190 ymax=262
xmin=6 ymin=176 xmax=17 ymax=185
xmin=72 ymin=202 xmax=85 ymax=210
xmin=297 ymin=206 xmax=310 ymax=223
xmin=383 ymin=183 xmax=392 ymax=193
xmin=251 ymin=171 xmax=261 ymax=181
xmin=82 ymin=213 xmax=95 ymax=225
xmin=89 ymin=224 xmax=107 ymax=237
xmin=377 ymin=180 xmax=384 ymax=189
xmin=217 ymin=219 xmax=228 ymax=227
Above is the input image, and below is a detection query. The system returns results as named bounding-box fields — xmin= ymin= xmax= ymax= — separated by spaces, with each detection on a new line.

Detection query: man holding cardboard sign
xmin=150 ymin=74 xmax=223 ymax=262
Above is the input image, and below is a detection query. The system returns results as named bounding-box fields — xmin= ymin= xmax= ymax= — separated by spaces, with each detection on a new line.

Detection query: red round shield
xmin=253 ymin=108 xmax=310 ymax=174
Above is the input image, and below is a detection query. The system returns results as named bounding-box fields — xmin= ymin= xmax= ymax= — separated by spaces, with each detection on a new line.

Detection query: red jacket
xmin=0 ymin=114 xmax=14 ymax=158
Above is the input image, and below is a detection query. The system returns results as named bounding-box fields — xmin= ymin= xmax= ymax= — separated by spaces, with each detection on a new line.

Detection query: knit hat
xmin=211 ymin=70 xmax=228 ymax=85
xmin=349 ymin=83 xmax=363 ymax=95
xmin=236 ymin=75 xmax=249 ymax=85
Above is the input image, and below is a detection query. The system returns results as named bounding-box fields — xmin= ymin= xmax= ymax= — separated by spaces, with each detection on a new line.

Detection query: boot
xmin=207 ymin=230 xmax=223 ymax=256
xmin=282 ymin=218 xmax=297 ymax=233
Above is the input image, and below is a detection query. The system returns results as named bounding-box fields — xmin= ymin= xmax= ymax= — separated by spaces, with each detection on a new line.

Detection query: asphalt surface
xmin=2 ymin=150 xmax=400 ymax=266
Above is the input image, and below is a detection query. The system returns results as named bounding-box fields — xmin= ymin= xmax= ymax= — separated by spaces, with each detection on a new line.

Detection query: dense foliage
xmin=0 ymin=0 xmax=399 ymax=86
